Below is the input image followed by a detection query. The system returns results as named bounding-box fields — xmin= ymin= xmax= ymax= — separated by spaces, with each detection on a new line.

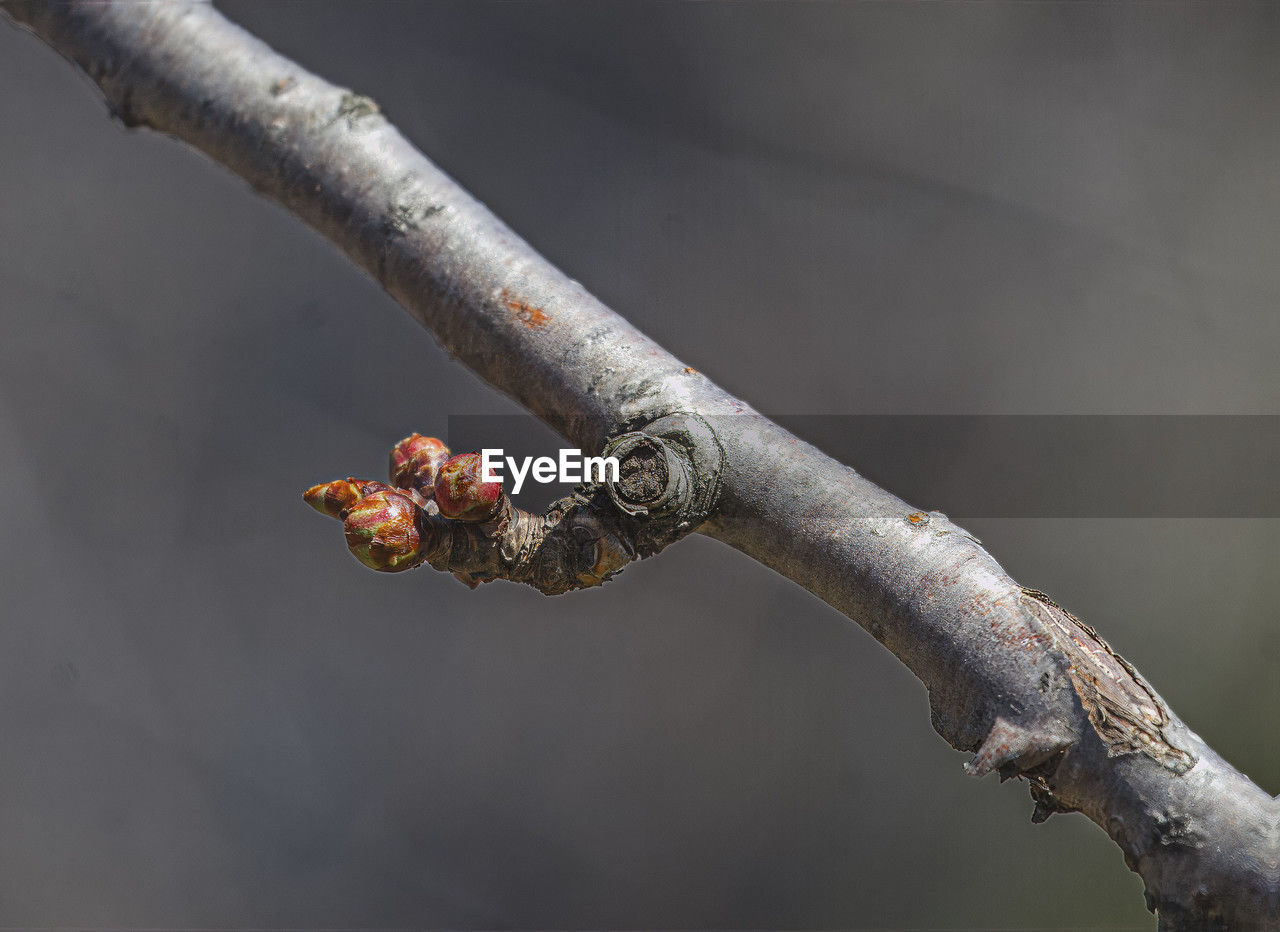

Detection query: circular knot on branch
xmin=600 ymin=413 xmax=723 ymax=554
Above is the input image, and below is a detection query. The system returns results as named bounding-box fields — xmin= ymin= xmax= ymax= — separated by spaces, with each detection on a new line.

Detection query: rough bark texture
xmin=4 ymin=1 xmax=1277 ymax=925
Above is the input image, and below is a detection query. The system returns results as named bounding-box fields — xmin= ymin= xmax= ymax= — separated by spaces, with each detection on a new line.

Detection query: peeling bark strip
xmin=1020 ymin=589 xmax=1196 ymax=773
xmin=4 ymin=1 xmax=1277 ymax=925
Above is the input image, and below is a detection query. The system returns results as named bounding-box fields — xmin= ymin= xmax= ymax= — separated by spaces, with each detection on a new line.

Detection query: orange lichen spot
xmin=907 ymin=511 xmax=928 ymax=526
xmin=500 ymin=290 xmax=550 ymax=328
xmin=683 ymin=367 xmax=699 ymax=375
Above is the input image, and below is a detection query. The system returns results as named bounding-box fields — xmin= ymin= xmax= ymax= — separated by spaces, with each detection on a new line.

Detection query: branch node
xmin=964 ymin=715 xmax=1074 ymax=779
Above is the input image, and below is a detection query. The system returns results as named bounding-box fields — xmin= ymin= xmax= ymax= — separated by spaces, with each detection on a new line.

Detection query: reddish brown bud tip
xmin=303 ymin=479 xmax=367 ymax=520
xmin=433 ymin=452 xmax=503 ymax=521
xmin=343 ymin=489 xmax=427 ymax=572
xmin=389 ymin=434 xmax=450 ymax=494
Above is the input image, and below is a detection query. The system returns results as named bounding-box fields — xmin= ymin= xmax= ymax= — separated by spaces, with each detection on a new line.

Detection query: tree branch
xmin=4 ymin=1 xmax=1275 ymax=925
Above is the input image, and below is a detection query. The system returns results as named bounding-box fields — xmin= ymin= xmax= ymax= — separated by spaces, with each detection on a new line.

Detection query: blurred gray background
xmin=2 ymin=2 xmax=1278 ymax=928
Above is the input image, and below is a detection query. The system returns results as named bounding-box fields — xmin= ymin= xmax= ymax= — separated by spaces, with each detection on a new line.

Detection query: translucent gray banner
xmin=447 ymin=415 xmax=1279 ymax=517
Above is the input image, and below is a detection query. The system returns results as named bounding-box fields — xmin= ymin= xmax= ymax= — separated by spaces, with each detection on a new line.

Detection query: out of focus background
xmin=2 ymin=2 xmax=1278 ymax=927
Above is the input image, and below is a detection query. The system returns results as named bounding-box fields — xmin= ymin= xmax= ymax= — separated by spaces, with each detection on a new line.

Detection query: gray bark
xmin=3 ymin=0 xmax=1276 ymax=925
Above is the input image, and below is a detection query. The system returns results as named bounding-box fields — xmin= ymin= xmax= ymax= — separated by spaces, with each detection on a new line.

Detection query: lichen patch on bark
xmin=501 ymin=290 xmax=550 ymax=327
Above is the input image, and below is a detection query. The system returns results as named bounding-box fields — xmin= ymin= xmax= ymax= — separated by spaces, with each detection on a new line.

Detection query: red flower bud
xmin=343 ymin=488 xmax=428 ymax=572
xmin=303 ymin=478 xmax=367 ymax=519
xmin=433 ymin=452 xmax=503 ymax=522
xmin=303 ymin=478 xmax=396 ymax=519
xmin=389 ymin=434 xmax=450 ymax=494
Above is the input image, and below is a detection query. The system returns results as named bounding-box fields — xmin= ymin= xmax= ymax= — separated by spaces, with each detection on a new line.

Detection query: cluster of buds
xmin=304 ymin=430 xmax=651 ymax=594
xmin=304 ymin=434 xmax=505 ymax=573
